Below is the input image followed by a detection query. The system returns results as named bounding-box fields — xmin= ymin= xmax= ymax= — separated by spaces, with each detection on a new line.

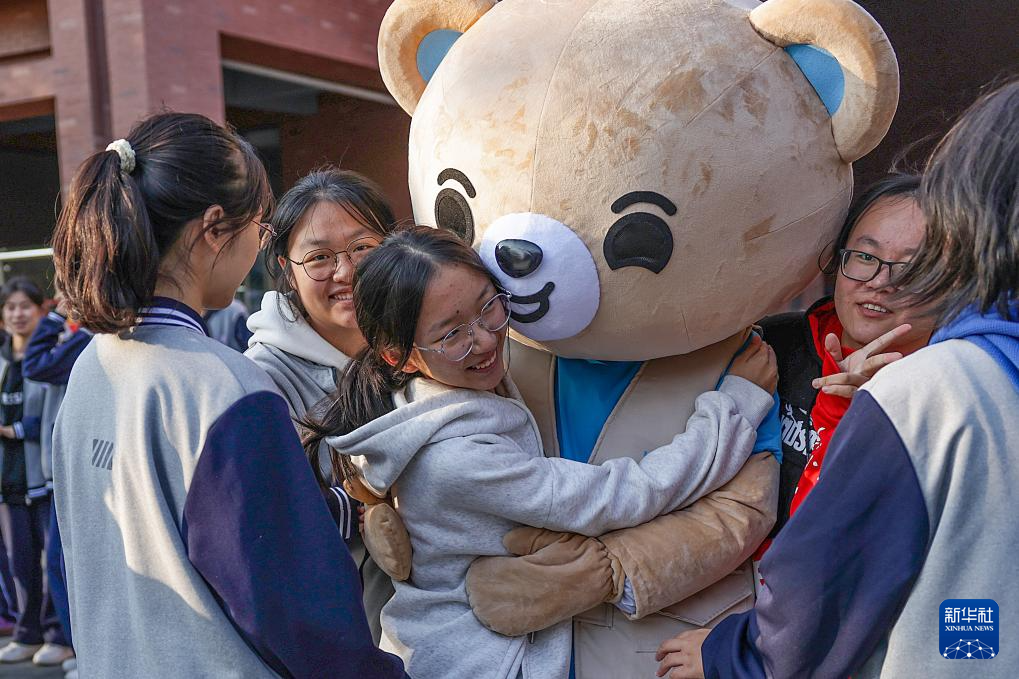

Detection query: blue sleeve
xmin=718 ymin=333 xmax=782 ymax=462
xmin=182 ymin=391 xmax=406 ymax=679
xmin=23 ymin=313 xmax=92 ymax=385
xmin=702 ymin=391 xmax=929 ymax=679
xmin=751 ymin=394 xmax=781 ymax=461
xmin=13 ymin=416 xmax=41 ymax=442
xmin=233 ymin=314 xmax=254 ymax=352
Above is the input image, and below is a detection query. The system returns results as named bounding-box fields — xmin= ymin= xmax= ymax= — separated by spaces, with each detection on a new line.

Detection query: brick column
xmin=48 ymin=0 xmax=105 ymax=192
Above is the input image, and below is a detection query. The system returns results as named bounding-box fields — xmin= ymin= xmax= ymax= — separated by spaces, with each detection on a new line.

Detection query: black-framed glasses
xmin=838 ymin=249 xmax=910 ymax=283
xmin=287 ymin=236 xmax=382 ymax=281
xmin=414 ymin=293 xmax=512 ymax=362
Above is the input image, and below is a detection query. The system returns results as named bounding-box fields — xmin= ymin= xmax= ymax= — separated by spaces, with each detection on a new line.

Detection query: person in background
xmin=246 ymin=167 xmax=400 ymax=642
xmin=203 ymin=297 xmax=252 ymax=352
xmin=50 ymin=112 xmax=406 ymax=678
xmin=657 ymin=79 xmax=1019 ymax=679
xmin=758 ymin=174 xmax=935 ymax=535
xmin=23 ymin=290 xmax=94 ymax=676
xmin=0 ymin=277 xmax=70 ymax=666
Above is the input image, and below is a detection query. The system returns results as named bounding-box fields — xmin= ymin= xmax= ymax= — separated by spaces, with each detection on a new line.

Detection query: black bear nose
xmin=495 ymin=239 xmax=543 ymax=278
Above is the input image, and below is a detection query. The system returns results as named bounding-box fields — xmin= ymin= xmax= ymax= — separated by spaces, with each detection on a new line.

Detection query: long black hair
xmin=896 ymin=80 xmax=1019 ymax=323
xmin=52 ymin=112 xmax=272 ymax=333
xmin=264 ymin=167 xmax=397 ymax=320
xmin=819 ymin=173 xmax=922 ymax=276
xmin=301 ymin=225 xmax=500 ymax=487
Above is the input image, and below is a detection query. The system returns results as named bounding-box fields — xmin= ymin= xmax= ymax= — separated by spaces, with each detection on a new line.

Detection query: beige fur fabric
xmin=749 ymin=0 xmax=899 ymax=162
xmin=378 ymin=0 xmax=899 ymax=361
xmin=377 ymin=0 xmax=497 ymax=115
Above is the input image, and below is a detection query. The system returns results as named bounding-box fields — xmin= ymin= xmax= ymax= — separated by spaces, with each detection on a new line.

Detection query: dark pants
xmin=46 ymin=503 xmax=71 ymax=646
xmin=0 ymin=522 xmax=16 ymax=624
xmin=0 ymin=497 xmax=67 ymax=645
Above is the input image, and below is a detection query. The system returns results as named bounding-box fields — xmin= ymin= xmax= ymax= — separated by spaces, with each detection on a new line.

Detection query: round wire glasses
xmin=288 ymin=236 xmax=383 ymax=281
xmin=414 ymin=293 xmax=512 ymax=361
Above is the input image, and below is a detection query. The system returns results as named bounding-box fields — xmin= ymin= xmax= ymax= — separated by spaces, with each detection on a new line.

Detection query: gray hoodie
xmin=326 ymin=373 xmax=772 ymax=679
xmin=245 ymin=291 xmax=349 ymax=419
xmin=244 ymin=290 xmax=394 ymax=643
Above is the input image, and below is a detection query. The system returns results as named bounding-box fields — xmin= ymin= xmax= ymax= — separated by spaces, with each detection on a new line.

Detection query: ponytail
xmin=53 ymin=112 xmax=272 ymax=333
xmin=301 ymin=349 xmax=412 ymax=488
xmin=52 ymin=149 xmax=160 ymax=333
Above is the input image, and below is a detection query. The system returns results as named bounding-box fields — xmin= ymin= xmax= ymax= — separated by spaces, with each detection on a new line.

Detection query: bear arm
xmin=599 ymin=453 xmax=779 ymax=620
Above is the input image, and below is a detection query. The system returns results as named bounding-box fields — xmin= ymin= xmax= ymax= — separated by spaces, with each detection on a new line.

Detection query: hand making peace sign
xmin=810 ymin=323 xmax=914 ymax=399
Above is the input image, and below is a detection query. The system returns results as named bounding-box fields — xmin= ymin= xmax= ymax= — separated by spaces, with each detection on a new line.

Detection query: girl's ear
xmin=200 ymin=205 xmax=230 ymax=253
xmin=278 ymin=255 xmax=298 ymax=289
xmin=384 ymin=347 xmax=423 ymax=375
xmin=380 ymin=348 xmax=400 ymax=368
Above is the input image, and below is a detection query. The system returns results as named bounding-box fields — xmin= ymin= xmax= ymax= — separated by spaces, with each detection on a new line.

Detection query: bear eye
xmin=435 ymin=168 xmax=476 ymax=245
xmin=603 ymin=191 xmax=676 ymax=274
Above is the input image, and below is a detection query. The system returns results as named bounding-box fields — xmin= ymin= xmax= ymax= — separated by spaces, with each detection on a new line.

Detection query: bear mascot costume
xmin=372 ymin=0 xmax=898 ymax=676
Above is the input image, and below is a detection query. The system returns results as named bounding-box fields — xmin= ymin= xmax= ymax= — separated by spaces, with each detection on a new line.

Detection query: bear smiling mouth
xmin=509 ymin=282 xmax=555 ymax=323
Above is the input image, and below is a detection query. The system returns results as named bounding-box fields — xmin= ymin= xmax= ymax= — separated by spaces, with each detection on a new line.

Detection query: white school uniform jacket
xmin=52 ymin=298 xmax=404 ymax=679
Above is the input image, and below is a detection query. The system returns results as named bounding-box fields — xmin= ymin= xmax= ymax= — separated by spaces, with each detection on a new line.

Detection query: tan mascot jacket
xmin=507 ymin=334 xmax=777 ymax=677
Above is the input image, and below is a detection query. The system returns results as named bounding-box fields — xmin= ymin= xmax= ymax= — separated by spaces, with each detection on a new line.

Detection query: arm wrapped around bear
xmin=465 ymin=453 xmax=779 ymax=635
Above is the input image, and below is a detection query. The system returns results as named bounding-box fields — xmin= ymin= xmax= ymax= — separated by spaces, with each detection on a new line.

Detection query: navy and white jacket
xmin=24 ymin=311 xmax=93 ymax=482
xmin=53 ymin=298 xmax=405 ymax=679
xmin=702 ymin=308 xmax=1019 ymax=678
xmin=24 ymin=311 xmax=93 ymax=385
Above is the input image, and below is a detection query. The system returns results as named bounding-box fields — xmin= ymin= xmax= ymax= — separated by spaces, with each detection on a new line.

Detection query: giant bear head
xmin=379 ymin=0 xmax=898 ymax=360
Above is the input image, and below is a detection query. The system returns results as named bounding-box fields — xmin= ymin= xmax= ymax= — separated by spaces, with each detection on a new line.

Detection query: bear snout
xmin=478 ymin=212 xmax=601 ymax=342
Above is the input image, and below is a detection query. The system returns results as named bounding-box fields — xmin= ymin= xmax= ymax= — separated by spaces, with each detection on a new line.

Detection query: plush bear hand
xmin=361 ymin=503 xmax=413 ymax=582
xmin=465 ymin=528 xmax=624 ymax=637
xmin=342 ymin=476 xmax=414 ymax=581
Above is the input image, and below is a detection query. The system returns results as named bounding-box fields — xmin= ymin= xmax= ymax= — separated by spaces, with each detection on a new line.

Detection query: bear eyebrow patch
xmin=611 ymin=191 xmax=677 ymax=216
xmin=437 ymin=168 xmax=477 ymax=198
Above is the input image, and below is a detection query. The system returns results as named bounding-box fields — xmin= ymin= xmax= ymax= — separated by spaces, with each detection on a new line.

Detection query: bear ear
xmin=750 ymin=0 xmax=899 ymax=163
xmin=378 ymin=0 xmax=497 ymax=115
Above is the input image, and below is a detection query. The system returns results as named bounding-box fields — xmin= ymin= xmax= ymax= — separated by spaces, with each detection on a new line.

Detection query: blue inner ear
xmin=785 ymin=44 xmax=844 ymax=116
xmin=417 ymin=29 xmax=464 ymax=83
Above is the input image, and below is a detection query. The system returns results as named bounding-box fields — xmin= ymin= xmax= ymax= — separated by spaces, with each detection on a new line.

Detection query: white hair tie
xmin=105 ymin=139 xmax=136 ymax=175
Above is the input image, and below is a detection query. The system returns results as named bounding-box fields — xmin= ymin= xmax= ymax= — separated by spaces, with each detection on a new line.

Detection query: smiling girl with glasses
xmin=302 ymin=225 xmax=778 ymax=679
xmin=756 ymin=174 xmax=937 ymax=534
xmin=244 ymin=167 xmax=399 ymax=642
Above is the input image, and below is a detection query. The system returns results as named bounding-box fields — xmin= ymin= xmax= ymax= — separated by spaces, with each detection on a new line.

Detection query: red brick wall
xmin=0 ymin=0 xmax=50 ymax=59
xmin=104 ymin=0 xmax=393 ymax=135
xmin=281 ymin=92 xmax=412 ymax=219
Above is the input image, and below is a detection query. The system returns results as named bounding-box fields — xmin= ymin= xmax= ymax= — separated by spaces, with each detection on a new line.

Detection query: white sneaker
xmin=66 ymin=670 xmax=79 ymax=679
xmin=33 ymin=642 xmax=75 ymax=666
xmin=0 ymin=641 xmax=42 ymax=663
xmin=63 ymin=656 xmax=78 ymax=672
